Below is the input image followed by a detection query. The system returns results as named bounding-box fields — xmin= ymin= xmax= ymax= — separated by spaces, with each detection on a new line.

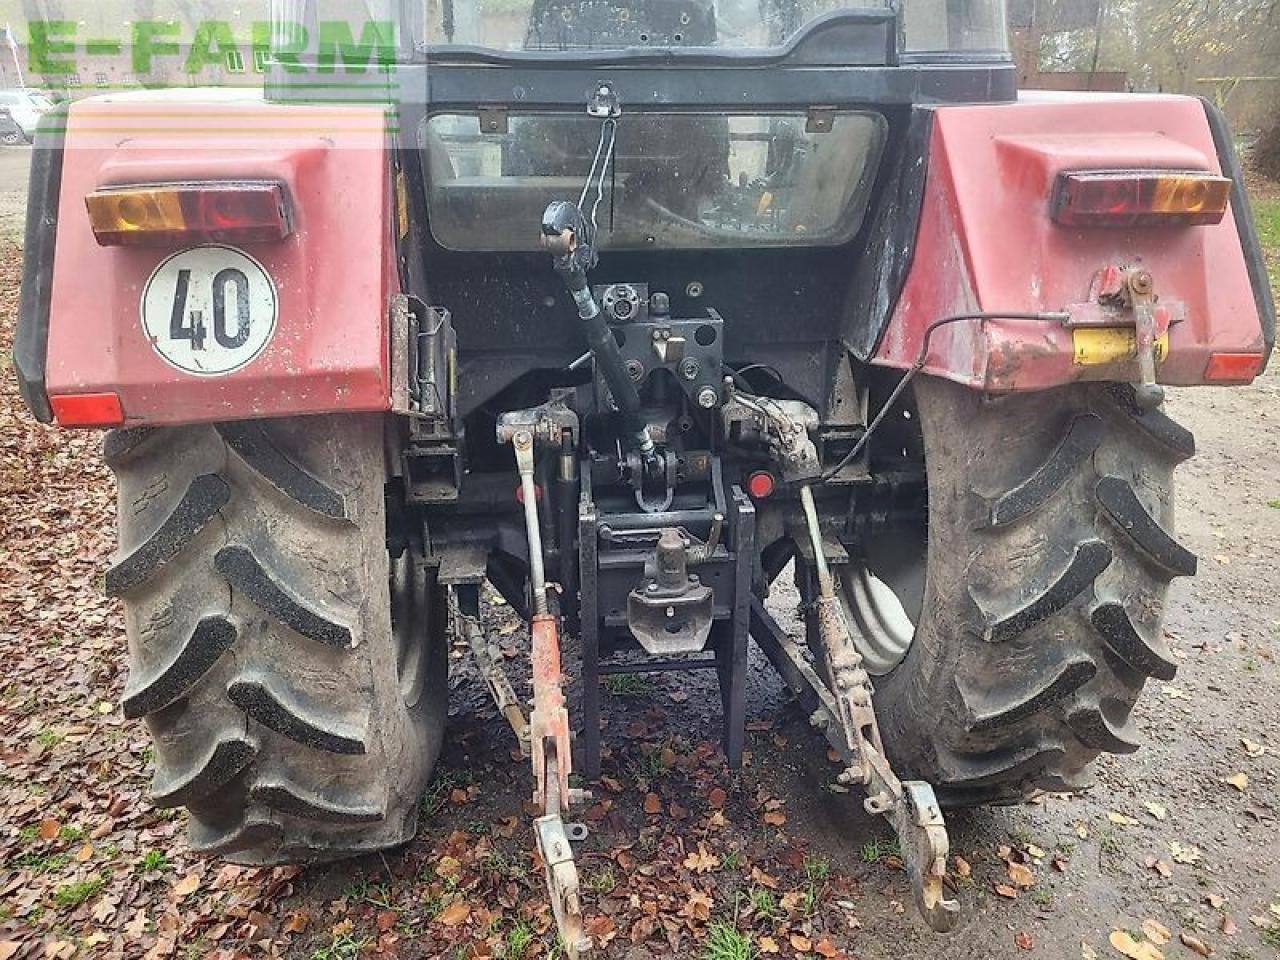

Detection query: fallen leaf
xmin=1241 ymin=738 xmax=1265 ymax=758
xmin=172 ymin=872 xmax=200 ymax=899
xmin=1162 ymin=686 xmax=1189 ymax=700
xmin=437 ymin=900 xmax=471 ymax=926
xmin=707 ymin=787 xmax=727 ymax=809
xmin=1169 ymin=841 xmax=1202 ymax=865
xmin=1109 ymin=929 xmax=1164 ymax=960
xmin=814 ymin=938 xmax=839 ymax=958
xmin=282 ymin=911 xmax=310 ymax=935
xmin=125 ymin=911 xmax=149 ymax=939
xmin=758 ymin=936 xmax=780 ymax=955
xmin=1076 ymin=823 xmax=1090 ymax=840
xmin=74 ymin=842 xmax=94 ymax=862
xmin=38 ymin=818 xmax=60 ymax=840
xmin=682 ymin=891 xmax=713 ymax=922
xmin=1007 ymin=862 xmax=1035 ymax=888
xmin=643 ymin=793 xmax=662 ymax=815
xmin=1143 ymin=802 xmax=1168 ymax=821
xmin=376 ymin=910 xmax=399 ymax=932
xmin=1143 ymin=855 xmax=1173 ymax=878
xmin=750 ymin=866 xmax=779 ymax=889
xmin=789 ymin=934 xmax=812 ymax=952
xmin=1025 ymin=844 xmax=1046 ymax=859
xmin=1206 ymin=894 xmax=1225 ymax=909
xmin=1015 ymin=931 xmax=1035 ymax=951
xmin=1179 ymin=933 xmax=1212 ymax=957
xmin=1082 ymin=944 xmax=1099 ymax=960
xmin=1223 ymin=772 xmax=1248 ymax=792
xmin=682 ymin=844 xmax=718 ymax=874
xmin=436 ymin=855 xmax=462 ymax=878
xmin=994 ymin=883 xmax=1019 ymax=899
xmin=1053 ymin=857 xmax=1069 ymax=873
xmin=762 ymin=809 xmax=787 ymax=827
xmin=1107 ymin=811 xmax=1141 ymax=826
xmin=0 ymin=942 xmax=20 ymax=960
xmin=780 ymin=890 xmax=806 ymax=913
xmin=1141 ymin=919 xmax=1171 ymax=945
xmin=954 ymin=856 xmax=972 ymax=877
xmin=1220 ymin=915 xmax=1238 ymax=936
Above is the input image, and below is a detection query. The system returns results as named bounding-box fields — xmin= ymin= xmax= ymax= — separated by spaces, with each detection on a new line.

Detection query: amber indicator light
xmin=86 ymin=182 xmax=291 ymax=246
xmin=1053 ymin=170 xmax=1231 ymax=227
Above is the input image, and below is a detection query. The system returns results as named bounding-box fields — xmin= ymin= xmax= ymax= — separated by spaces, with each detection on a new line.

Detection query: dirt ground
xmin=0 ymin=155 xmax=1277 ymax=960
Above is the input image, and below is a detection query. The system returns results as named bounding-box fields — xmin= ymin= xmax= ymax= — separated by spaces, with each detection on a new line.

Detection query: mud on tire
xmin=870 ymin=378 xmax=1196 ymax=806
xmin=104 ymin=416 xmax=447 ymax=863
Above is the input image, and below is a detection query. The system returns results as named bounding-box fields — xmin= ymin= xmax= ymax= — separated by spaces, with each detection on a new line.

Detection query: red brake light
xmin=50 ymin=392 xmax=125 ymax=427
xmin=86 ymin=182 xmax=292 ymax=247
xmin=1053 ymin=171 xmax=1231 ymax=227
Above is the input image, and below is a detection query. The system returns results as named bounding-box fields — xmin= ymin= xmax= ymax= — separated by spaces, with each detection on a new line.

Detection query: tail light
xmin=1204 ymin=351 xmax=1264 ymax=383
xmin=1053 ymin=171 xmax=1231 ymax=227
xmin=49 ymin=392 xmax=124 ymax=427
xmin=86 ymin=182 xmax=292 ymax=247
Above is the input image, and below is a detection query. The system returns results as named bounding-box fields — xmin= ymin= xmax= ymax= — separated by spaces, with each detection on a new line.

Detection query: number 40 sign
xmin=141 ymin=245 xmax=279 ymax=377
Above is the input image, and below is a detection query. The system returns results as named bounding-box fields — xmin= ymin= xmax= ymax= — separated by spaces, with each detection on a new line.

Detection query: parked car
xmin=0 ymin=106 xmax=25 ymax=145
xmin=0 ymin=88 xmax=55 ymax=140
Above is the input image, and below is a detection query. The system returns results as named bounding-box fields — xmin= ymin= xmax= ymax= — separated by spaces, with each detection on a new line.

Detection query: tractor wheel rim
xmin=390 ymin=550 xmax=429 ymax=708
xmin=841 ymin=563 xmax=918 ymax=676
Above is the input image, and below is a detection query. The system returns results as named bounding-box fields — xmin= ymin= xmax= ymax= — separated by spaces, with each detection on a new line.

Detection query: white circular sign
xmin=140 ymin=245 xmax=278 ymax=377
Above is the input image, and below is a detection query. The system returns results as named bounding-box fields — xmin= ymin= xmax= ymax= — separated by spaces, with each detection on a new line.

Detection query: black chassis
xmin=267 ymin=9 xmax=1013 ymax=762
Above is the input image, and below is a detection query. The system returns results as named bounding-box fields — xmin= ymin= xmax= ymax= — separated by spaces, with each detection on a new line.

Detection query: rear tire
xmin=105 ymin=416 xmax=447 ymax=862
xmin=860 ymin=378 xmax=1195 ymax=805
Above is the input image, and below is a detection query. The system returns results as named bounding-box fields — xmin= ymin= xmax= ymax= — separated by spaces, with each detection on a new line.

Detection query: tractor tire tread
xmin=874 ymin=380 xmax=1192 ymax=806
xmin=106 ymin=417 xmax=446 ymax=864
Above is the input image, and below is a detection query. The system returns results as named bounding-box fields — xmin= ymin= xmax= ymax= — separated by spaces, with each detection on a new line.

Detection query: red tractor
xmin=13 ymin=0 xmax=1274 ymax=952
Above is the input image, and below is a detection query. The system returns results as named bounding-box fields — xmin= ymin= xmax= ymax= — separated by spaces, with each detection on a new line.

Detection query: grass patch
xmin=420 ymin=770 xmax=461 ymax=818
xmin=585 ymin=866 xmax=616 ymax=893
xmin=720 ymin=849 xmax=744 ymax=871
xmin=52 ymin=876 xmax=104 ymax=908
xmin=1255 ymin=194 xmax=1280 ymax=290
xmin=12 ymin=851 xmax=70 ymax=875
xmin=859 ymin=836 xmax=901 ymax=865
xmin=310 ymin=933 xmax=373 ymax=960
xmin=139 ymin=850 xmax=168 ymax=872
xmin=342 ymin=878 xmax=394 ymax=910
xmin=507 ymin=920 xmax=536 ymax=957
xmin=703 ymin=920 xmax=756 ymax=960
xmin=602 ymin=673 xmax=656 ymax=697
xmin=35 ymin=729 xmax=65 ymax=748
xmin=743 ymin=887 xmax=780 ymax=922
xmin=627 ymin=747 xmax=672 ymax=784
xmin=1098 ymin=826 xmax=1126 ymax=857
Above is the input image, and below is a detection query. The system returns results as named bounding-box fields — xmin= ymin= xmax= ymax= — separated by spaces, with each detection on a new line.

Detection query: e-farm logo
xmin=24 ymin=18 xmax=399 ymax=80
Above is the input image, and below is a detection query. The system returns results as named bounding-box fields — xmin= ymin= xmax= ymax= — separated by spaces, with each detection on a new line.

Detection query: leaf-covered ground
xmin=2 ymin=181 xmax=1280 ymax=960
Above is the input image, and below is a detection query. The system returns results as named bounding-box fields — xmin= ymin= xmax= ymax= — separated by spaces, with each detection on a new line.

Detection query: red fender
xmin=875 ymin=92 xmax=1270 ymax=391
xmin=44 ymin=92 xmax=400 ymax=426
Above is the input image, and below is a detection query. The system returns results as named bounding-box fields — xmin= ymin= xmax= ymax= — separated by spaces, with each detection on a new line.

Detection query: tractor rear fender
xmin=18 ymin=91 xmax=401 ymax=427
xmin=874 ymin=93 xmax=1275 ymax=391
